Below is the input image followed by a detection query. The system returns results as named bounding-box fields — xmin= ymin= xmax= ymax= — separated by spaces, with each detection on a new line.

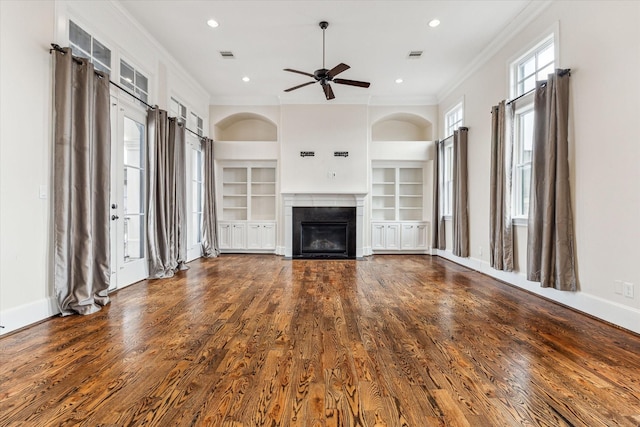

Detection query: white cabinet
xmin=371 ymin=223 xmax=400 ymax=251
xmin=372 ymin=222 xmax=426 ymax=252
xmin=400 ymin=223 xmax=428 ymax=250
xmin=218 ymin=222 xmax=247 ymax=250
xmin=217 ymin=162 xmax=277 ymax=253
xmin=247 ymin=222 xmax=276 ymax=250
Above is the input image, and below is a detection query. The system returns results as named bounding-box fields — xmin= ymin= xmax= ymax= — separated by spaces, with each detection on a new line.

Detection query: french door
xmin=109 ymin=96 xmax=148 ymax=290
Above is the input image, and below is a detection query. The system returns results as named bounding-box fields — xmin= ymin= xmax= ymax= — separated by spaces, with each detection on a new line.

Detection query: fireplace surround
xmin=292 ymin=207 xmax=356 ymax=259
xmin=283 ymin=193 xmax=366 ymax=259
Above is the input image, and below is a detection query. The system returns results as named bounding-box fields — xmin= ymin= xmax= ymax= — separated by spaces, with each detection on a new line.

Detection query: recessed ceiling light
xmin=428 ymin=19 xmax=441 ymax=28
xmin=207 ymin=19 xmax=219 ymax=28
xmin=395 ymin=78 xmax=404 ymax=84
xmin=242 ymin=76 xmax=250 ymax=82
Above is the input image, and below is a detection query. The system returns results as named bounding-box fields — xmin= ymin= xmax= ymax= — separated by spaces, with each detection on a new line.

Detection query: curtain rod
xmin=506 ymin=68 xmax=571 ymax=106
xmin=49 ymin=43 xmax=209 ymax=141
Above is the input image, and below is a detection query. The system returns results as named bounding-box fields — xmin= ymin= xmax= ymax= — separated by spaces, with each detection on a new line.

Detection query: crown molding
xmin=436 ymin=0 xmax=554 ymax=103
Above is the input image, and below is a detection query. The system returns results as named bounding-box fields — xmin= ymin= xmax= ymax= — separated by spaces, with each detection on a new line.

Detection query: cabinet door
xmin=247 ymin=223 xmax=262 ymax=249
xmin=231 ymin=223 xmax=246 ymax=249
xmin=386 ymin=224 xmax=400 ymax=250
xmin=261 ymin=223 xmax=276 ymax=250
xmin=218 ymin=223 xmax=232 ymax=249
xmin=371 ymin=224 xmax=386 ymax=250
xmin=416 ymin=223 xmax=428 ymax=249
xmin=401 ymin=224 xmax=416 ymax=249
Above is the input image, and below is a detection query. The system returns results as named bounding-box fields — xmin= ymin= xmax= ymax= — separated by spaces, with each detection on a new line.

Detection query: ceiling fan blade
xmin=284 ymin=68 xmax=315 ymax=78
xmin=284 ymin=81 xmax=316 ymax=92
xmin=327 ymin=63 xmax=350 ymax=78
xmin=322 ymin=83 xmax=335 ymax=100
xmin=333 ymin=78 xmax=371 ymax=88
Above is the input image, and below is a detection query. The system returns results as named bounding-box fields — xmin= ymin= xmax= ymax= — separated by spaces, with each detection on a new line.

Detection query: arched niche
xmin=372 ymin=113 xmax=432 ymax=141
xmin=215 ymin=112 xmax=278 ymax=141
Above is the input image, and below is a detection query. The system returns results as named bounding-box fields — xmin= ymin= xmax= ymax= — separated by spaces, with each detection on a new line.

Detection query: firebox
xmin=292 ymin=207 xmax=356 ymax=259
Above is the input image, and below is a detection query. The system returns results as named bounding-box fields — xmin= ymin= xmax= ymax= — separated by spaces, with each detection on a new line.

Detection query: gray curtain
xmin=489 ymin=102 xmax=514 ymax=271
xmin=201 ymin=138 xmax=220 ymax=258
xmin=527 ymin=70 xmax=577 ymax=290
xmin=452 ymin=127 xmax=469 ymax=257
xmin=146 ymin=109 xmax=188 ymax=278
xmin=52 ymin=47 xmax=111 ymax=315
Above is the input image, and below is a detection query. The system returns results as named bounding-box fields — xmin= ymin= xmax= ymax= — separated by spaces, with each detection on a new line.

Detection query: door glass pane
xmin=123 ymin=116 xmax=145 ymax=263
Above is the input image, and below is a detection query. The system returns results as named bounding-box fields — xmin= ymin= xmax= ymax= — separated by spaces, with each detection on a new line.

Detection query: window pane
xmin=519 ymin=56 xmax=536 ymax=80
xmin=135 ymin=71 xmax=148 ymax=92
xmin=120 ymin=60 xmax=135 ymax=90
xmin=520 ymin=165 xmax=531 ymax=215
xmin=123 ymin=118 xmax=144 ymax=168
xmin=124 ymin=215 xmax=144 ymax=261
xmin=124 ymin=168 xmax=143 ymax=214
xmin=522 ymin=110 xmax=534 ymax=159
xmin=69 ymin=21 xmax=91 ymax=54
xmin=92 ymin=38 xmax=111 ymax=72
xmin=537 ymin=43 xmax=554 ymax=69
xmin=523 ymin=76 xmax=536 ymax=93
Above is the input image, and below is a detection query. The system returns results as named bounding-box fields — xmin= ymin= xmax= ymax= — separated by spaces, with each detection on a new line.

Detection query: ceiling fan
xmin=283 ymin=21 xmax=371 ymax=100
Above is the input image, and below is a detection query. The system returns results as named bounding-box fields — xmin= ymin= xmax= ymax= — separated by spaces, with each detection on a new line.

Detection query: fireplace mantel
xmin=283 ymin=193 xmax=366 ymax=259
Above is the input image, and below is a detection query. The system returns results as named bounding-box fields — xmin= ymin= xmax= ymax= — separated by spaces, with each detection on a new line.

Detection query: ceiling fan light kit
xmin=283 ymin=21 xmax=371 ymax=100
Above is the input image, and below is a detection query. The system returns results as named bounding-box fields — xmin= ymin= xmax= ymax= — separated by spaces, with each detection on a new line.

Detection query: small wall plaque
xmin=334 ymin=151 xmax=349 ymax=157
xmin=300 ymin=151 xmax=315 ymax=157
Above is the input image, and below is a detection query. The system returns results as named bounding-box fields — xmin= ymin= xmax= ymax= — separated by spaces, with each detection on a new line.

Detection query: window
xmin=510 ymin=34 xmax=555 ymax=219
xmin=189 ymin=112 xmax=205 ymax=245
xmin=445 ymin=103 xmax=463 ymax=138
xmin=442 ymin=103 xmax=462 ymax=216
xmin=69 ymin=20 xmax=111 ymax=73
xmin=513 ymin=106 xmax=534 ymax=217
xmin=189 ymin=112 xmax=204 ymax=137
xmin=512 ymin=36 xmax=555 ymax=97
xmin=170 ymin=97 xmax=187 ymax=124
xmin=442 ymin=139 xmax=454 ymax=216
xmin=120 ymin=60 xmax=149 ymax=104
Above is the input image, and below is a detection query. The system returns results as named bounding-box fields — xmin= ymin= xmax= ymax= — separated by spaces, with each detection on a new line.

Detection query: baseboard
xmin=0 ymin=297 xmax=60 ymax=336
xmin=435 ymin=250 xmax=640 ymax=335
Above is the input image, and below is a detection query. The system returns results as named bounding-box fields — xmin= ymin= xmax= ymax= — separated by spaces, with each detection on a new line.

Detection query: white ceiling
xmin=118 ymin=0 xmax=536 ymax=105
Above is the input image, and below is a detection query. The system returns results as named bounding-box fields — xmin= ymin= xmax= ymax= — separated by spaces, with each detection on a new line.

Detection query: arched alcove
xmin=372 ymin=113 xmax=432 ymax=141
xmin=215 ymin=112 xmax=278 ymax=141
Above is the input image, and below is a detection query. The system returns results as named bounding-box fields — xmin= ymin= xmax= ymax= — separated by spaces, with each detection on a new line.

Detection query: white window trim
xmin=442 ymin=138 xmax=454 ymax=219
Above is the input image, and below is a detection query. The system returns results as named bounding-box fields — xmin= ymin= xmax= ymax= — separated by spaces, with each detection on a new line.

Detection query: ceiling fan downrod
xmin=320 ymin=21 xmax=328 ymax=70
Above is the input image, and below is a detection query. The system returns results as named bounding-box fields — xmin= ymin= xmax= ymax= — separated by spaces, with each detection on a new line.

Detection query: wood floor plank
xmin=1 ymin=254 xmax=640 ymax=426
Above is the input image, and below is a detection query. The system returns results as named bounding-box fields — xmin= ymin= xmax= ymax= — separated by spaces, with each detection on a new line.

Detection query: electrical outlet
xmin=614 ymin=280 xmax=623 ymax=295
xmin=623 ymin=282 xmax=634 ymax=299
xmin=478 ymin=246 xmax=483 ymax=257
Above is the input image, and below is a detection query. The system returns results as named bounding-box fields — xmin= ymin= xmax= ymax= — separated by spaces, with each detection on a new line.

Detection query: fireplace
xmin=293 ymin=207 xmax=356 ymax=259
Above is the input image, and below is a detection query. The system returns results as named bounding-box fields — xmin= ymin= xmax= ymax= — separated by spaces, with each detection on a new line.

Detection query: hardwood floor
xmin=1 ymin=255 xmax=639 ymax=426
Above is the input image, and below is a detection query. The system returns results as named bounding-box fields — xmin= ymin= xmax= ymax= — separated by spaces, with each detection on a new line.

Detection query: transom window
xmin=190 ymin=112 xmax=204 ymax=137
xmin=512 ymin=37 xmax=555 ymax=97
xmin=445 ymin=103 xmax=463 ymax=138
xmin=170 ymin=97 xmax=187 ymax=124
xmin=69 ymin=20 xmax=111 ymax=73
xmin=120 ymin=60 xmax=149 ymax=104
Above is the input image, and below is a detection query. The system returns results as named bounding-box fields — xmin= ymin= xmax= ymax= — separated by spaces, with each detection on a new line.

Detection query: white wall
xmin=0 ymin=1 xmax=57 ymax=331
xmin=436 ymin=0 xmax=640 ymax=333
xmin=280 ymin=104 xmax=369 ymax=194
xmin=0 ymin=0 xmax=210 ymax=334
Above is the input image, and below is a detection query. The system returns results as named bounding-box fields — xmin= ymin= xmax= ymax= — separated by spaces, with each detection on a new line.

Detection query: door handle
xmin=111 ymin=215 xmax=120 ymax=220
